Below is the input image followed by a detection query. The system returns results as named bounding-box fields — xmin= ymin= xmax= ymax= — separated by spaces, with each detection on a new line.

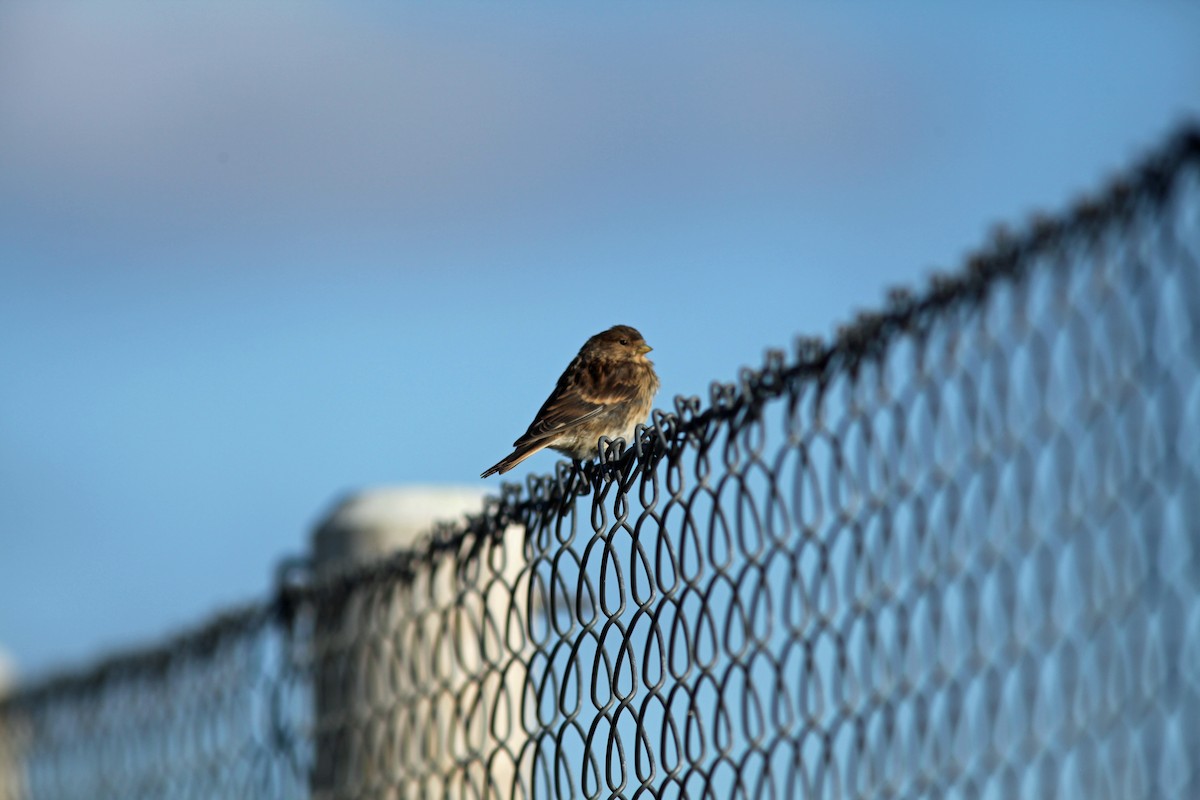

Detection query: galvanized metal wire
xmin=2 ymin=123 xmax=1199 ymax=799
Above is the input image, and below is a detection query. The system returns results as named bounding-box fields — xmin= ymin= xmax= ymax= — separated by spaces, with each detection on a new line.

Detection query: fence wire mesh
xmin=3 ymin=124 xmax=1199 ymax=800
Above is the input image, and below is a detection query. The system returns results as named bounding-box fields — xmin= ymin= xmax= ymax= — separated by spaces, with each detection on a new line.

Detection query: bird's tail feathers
xmin=480 ymin=442 xmax=545 ymax=478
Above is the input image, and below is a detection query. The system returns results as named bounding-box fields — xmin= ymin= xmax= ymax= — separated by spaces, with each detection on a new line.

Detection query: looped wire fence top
xmin=2 ymin=123 xmax=1199 ymax=800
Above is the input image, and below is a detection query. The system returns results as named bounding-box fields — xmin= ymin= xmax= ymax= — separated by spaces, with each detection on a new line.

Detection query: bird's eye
xmin=619 ymin=338 xmax=629 ymax=346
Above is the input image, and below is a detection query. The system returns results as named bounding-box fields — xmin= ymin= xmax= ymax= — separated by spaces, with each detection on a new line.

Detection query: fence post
xmin=308 ymin=486 xmax=530 ymax=799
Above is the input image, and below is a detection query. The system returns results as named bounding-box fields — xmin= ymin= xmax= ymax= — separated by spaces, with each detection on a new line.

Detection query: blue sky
xmin=2 ymin=3 xmax=1198 ymax=679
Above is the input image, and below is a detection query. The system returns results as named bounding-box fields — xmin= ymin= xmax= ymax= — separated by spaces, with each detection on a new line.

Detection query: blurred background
xmin=1 ymin=2 xmax=1198 ymax=679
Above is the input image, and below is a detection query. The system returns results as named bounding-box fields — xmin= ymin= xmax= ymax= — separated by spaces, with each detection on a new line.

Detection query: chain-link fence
xmin=3 ymin=124 xmax=1199 ymax=799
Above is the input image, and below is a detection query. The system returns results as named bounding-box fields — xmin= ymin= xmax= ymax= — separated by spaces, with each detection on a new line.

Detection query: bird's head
xmin=586 ymin=325 xmax=653 ymax=361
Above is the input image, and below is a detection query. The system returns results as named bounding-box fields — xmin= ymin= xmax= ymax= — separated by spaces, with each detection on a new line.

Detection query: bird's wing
xmin=516 ymin=394 xmax=606 ymax=445
xmin=513 ymin=358 xmax=643 ymax=446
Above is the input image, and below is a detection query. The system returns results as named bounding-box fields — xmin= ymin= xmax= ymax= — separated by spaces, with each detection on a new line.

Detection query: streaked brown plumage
xmin=481 ymin=325 xmax=660 ymax=478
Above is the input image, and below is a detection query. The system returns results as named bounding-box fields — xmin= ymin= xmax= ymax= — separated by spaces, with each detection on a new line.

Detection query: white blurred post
xmin=309 ymin=486 xmax=530 ymax=799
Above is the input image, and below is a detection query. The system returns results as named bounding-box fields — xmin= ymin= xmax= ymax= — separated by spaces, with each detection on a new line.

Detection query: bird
xmin=481 ymin=325 xmax=660 ymax=478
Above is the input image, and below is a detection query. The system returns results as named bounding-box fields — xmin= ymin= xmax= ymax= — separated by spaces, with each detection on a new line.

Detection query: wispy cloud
xmin=0 ymin=5 xmax=909 ymax=243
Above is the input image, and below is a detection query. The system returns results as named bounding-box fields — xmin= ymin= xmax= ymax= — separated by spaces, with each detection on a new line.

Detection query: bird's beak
xmin=638 ymin=344 xmax=653 ymax=355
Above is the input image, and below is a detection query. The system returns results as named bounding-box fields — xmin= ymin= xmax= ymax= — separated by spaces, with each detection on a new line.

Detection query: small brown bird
xmin=481 ymin=325 xmax=660 ymax=477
